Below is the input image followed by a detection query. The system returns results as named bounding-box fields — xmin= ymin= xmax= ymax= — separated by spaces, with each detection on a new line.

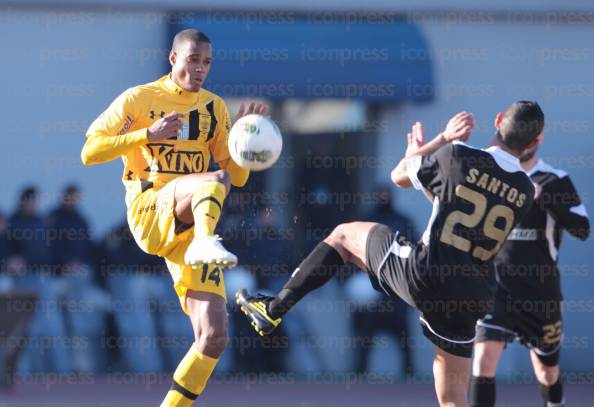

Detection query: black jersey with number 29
xmin=407 ymin=142 xmax=535 ymax=302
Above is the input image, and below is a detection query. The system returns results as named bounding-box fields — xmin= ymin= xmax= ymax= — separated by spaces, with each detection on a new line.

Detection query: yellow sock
xmin=160 ymin=346 xmax=219 ymax=407
xmin=160 ymin=390 xmax=193 ymax=407
xmin=191 ymin=181 xmax=227 ymax=237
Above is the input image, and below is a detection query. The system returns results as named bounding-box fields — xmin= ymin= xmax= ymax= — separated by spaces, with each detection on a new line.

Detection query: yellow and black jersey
xmin=81 ymin=74 xmax=248 ymax=206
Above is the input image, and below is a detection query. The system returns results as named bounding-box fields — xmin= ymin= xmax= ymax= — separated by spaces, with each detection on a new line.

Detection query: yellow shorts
xmin=127 ymin=178 xmax=226 ymax=313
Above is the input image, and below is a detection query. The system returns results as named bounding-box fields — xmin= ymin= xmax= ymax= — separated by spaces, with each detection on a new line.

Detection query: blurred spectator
xmin=244 ymin=206 xmax=290 ymax=290
xmin=365 ymin=185 xmax=417 ymax=239
xmin=101 ymin=219 xmax=192 ymax=373
xmin=0 ymin=212 xmax=10 ymax=259
xmin=46 ymin=184 xmax=93 ymax=274
xmin=0 ymin=212 xmax=15 ymax=292
xmin=45 ymin=184 xmax=109 ymax=373
xmin=346 ymin=276 xmax=414 ymax=377
xmin=220 ymin=205 xmax=289 ymax=373
xmin=8 ymin=186 xmax=71 ymax=373
xmin=9 ymin=187 xmax=51 ymax=272
xmin=0 ymin=210 xmax=36 ymax=387
xmin=219 ymin=201 xmax=290 ymax=288
xmin=345 ymin=185 xmax=417 ymax=377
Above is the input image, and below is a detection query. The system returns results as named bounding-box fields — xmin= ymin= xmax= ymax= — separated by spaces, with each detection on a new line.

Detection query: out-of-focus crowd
xmin=0 ymin=184 xmax=415 ymax=379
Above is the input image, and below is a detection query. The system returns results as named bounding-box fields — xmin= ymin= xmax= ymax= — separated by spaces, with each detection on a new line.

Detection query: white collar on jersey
xmin=453 ymin=141 xmax=524 ymax=173
xmin=483 ymin=146 xmax=524 ymax=173
xmin=527 ymin=159 xmax=568 ymax=178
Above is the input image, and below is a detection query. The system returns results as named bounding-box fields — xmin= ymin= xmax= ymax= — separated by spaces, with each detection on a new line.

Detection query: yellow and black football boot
xmin=235 ymin=289 xmax=282 ymax=336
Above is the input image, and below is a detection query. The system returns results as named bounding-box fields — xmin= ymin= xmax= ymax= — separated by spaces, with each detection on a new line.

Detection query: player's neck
xmin=492 ymin=139 xmax=521 ymax=160
xmin=167 ymin=73 xmax=201 ymax=93
xmin=520 ymin=154 xmax=539 ymax=172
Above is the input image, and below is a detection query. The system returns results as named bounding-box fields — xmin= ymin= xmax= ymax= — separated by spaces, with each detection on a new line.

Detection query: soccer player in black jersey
xmin=237 ymin=102 xmax=543 ymax=406
xmin=470 ymin=119 xmax=590 ymax=407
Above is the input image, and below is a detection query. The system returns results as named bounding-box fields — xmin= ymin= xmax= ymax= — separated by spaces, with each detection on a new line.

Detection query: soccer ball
xmin=228 ymin=114 xmax=283 ymax=171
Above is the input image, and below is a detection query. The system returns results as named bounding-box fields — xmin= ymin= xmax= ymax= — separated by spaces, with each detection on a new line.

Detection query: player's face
xmin=170 ymin=41 xmax=212 ymax=92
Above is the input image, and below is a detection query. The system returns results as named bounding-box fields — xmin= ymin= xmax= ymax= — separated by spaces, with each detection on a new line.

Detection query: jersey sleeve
xmin=209 ymin=100 xmax=232 ymax=164
xmin=542 ymin=175 xmax=590 ymax=240
xmin=210 ymin=100 xmax=250 ymax=187
xmin=81 ymin=88 xmax=148 ymax=165
xmin=406 ymin=143 xmax=454 ymax=196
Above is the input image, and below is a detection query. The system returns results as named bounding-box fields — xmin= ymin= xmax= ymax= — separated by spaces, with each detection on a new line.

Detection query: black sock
xmin=267 ymin=242 xmax=344 ymax=319
xmin=469 ymin=376 xmax=496 ymax=407
xmin=539 ymin=377 xmax=563 ymax=406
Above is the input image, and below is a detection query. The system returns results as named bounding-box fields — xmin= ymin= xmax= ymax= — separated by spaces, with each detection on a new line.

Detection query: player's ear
xmin=169 ymin=50 xmax=176 ymax=66
xmin=494 ymin=112 xmax=503 ymax=129
xmin=536 ymin=131 xmax=544 ymax=144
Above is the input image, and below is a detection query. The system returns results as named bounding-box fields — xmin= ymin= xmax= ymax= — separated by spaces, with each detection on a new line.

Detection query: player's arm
xmin=81 ymin=89 xmax=182 ymax=165
xmin=543 ymin=176 xmax=590 ymax=240
xmin=212 ymin=101 xmax=269 ymax=187
xmin=391 ymin=129 xmax=447 ymax=188
xmin=391 ymin=112 xmax=474 ymax=188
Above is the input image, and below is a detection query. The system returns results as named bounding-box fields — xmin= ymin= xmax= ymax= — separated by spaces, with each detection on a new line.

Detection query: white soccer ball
xmin=228 ymin=114 xmax=283 ymax=171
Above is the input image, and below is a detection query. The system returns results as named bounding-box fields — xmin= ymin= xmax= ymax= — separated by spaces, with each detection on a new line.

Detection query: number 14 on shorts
xmin=200 ymin=264 xmax=222 ymax=286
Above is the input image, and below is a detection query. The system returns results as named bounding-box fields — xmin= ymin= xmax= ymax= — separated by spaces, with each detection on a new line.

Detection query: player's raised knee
xmin=325 ymin=223 xmax=350 ymax=247
xmin=323 ymin=223 xmax=357 ymax=262
xmin=329 ymin=222 xmax=361 ymax=242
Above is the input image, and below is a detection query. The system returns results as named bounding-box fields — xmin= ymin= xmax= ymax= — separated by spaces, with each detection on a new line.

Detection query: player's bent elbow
xmin=390 ymin=168 xmax=399 ymax=185
xmin=81 ymin=135 xmax=112 ymax=165
xmin=567 ymin=219 xmax=591 ymax=241
xmin=80 ymin=145 xmax=94 ymax=166
xmin=80 ymin=143 xmax=103 ymax=166
xmin=577 ymin=223 xmax=590 ymax=241
xmin=391 ymin=170 xmax=411 ymax=189
xmin=81 ymin=135 xmax=97 ymax=165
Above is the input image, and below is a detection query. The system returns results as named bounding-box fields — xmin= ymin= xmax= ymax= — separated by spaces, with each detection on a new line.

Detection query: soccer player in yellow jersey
xmin=81 ymin=29 xmax=268 ymax=406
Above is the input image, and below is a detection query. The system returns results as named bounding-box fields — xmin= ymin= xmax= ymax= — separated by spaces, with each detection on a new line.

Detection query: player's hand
xmin=442 ymin=111 xmax=474 ymax=142
xmin=147 ymin=111 xmax=184 ymax=141
xmin=235 ymin=102 xmax=269 ymax=121
xmin=405 ymin=121 xmax=425 ymax=157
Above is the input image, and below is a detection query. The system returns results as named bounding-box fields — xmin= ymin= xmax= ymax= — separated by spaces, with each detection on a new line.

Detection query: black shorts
xmin=365 ymin=224 xmax=479 ymax=358
xmin=475 ymin=289 xmax=562 ymax=366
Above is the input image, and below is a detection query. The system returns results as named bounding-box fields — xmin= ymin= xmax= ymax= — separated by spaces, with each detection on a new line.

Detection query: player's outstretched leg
xmin=161 ymin=290 xmax=228 ymax=407
xmin=174 ymin=170 xmax=236 ymax=267
xmin=530 ymin=351 xmax=563 ymax=407
xmin=469 ymin=340 xmax=505 ymax=407
xmin=236 ymin=221 xmax=376 ymax=335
